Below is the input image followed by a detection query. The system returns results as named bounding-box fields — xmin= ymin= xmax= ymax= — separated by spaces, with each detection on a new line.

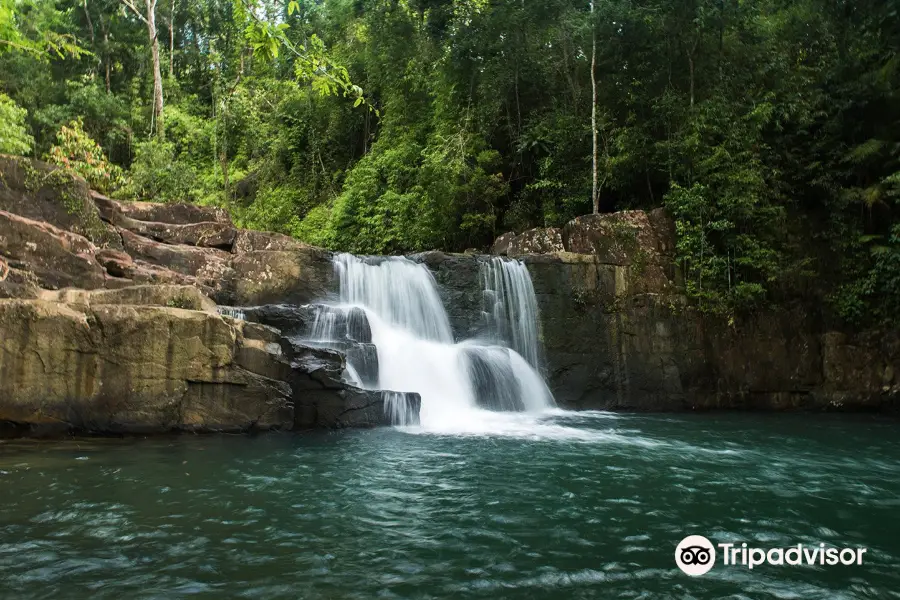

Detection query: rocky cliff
xmin=480 ymin=212 xmax=900 ymax=412
xmin=0 ymin=156 xmax=417 ymax=437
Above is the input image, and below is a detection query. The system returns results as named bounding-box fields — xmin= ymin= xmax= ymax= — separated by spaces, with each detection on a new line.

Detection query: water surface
xmin=1 ymin=412 xmax=898 ymax=599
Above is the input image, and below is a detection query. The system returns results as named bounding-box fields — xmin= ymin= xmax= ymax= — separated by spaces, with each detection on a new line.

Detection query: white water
xmin=336 ymin=254 xmax=453 ymax=343
xmin=305 ymin=253 xmax=556 ymax=432
xmin=217 ymin=306 xmax=246 ymax=321
xmin=481 ymin=257 xmax=543 ymax=369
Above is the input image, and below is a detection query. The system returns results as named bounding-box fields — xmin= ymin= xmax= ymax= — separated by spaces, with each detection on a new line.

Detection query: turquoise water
xmin=1 ymin=412 xmax=899 ymax=599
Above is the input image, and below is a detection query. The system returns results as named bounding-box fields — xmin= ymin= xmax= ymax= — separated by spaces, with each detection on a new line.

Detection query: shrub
xmin=45 ymin=118 xmax=124 ymax=193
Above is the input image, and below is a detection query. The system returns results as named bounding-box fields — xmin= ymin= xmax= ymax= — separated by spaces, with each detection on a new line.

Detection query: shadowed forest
xmin=1 ymin=0 xmax=898 ymax=319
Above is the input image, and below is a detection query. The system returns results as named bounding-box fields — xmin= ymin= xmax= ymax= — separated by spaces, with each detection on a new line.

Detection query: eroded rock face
xmin=0 ymin=159 xmax=422 ymax=437
xmin=231 ymin=249 xmax=334 ymax=306
xmin=0 ymin=210 xmax=108 ymax=290
xmin=0 ymin=290 xmax=421 ymax=437
xmin=434 ymin=219 xmax=900 ymax=412
xmin=1 ymin=160 xmax=338 ymax=307
xmin=92 ymin=192 xmax=232 ymax=225
xmin=290 ymin=343 xmax=421 ymax=428
xmin=0 ymin=299 xmax=294 ymax=436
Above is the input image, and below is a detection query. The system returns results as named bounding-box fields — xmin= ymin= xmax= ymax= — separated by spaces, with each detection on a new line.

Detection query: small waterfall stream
xmin=481 ymin=257 xmax=543 ymax=369
xmin=302 ymin=253 xmax=555 ymax=430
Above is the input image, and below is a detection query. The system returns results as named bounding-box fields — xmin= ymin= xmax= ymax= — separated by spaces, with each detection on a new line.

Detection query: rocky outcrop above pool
xmin=0 ymin=285 xmax=420 ymax=437
xmin=0 ymin=155 xmax=334 ymax=306
xmin=0 ymin=157 xmax=417 ymax=437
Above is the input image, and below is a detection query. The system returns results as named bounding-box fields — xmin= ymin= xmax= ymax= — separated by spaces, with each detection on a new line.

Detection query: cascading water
xmin=216 ymin=306 xmax=246 ymax=321
xmin=302 ymin=253 xmax=555 ymax=431
xmin=480 ymin=257 xmax=543 ymax=369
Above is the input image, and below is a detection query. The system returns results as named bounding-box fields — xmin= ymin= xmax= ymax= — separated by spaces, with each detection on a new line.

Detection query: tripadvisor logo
xmin=675 ymin=535 xmax=867 ymax=576
xmin=676 ymin=535 xmax=716 ymax=576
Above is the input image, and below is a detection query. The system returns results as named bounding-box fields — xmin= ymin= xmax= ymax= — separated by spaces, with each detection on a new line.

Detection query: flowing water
xmin=1 ymin=413 xmax=899 ymax=599
xmin=480 ymin=257 xmax=543 ymax=369
xmin=302 ymin=254 xmax=554 ymax=429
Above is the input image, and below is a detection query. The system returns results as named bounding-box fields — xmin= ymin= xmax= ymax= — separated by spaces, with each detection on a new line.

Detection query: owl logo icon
xmin=675 ymin=535 xmax=716 ymax=576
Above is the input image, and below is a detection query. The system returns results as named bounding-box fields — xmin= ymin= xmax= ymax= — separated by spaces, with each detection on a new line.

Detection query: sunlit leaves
xmin=234 ymin=0 xmax=375 ymax=113
xmin=45 ymin=119 xmax=125 ymax=193
xmin=244 ymin=20 xmax=287 ymax=60
xmin=0 ymin=0 xmax=88 ymax=59
xmin=0 ymin=93 xmax=33 ymax=155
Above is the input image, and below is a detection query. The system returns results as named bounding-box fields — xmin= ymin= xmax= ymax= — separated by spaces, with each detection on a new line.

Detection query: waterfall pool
xmin=2 ymin=412 xmax=898 ymax=599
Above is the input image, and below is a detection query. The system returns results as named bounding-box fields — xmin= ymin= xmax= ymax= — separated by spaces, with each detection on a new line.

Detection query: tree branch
xmin=119 ymin=0 xmax=149 ymax=25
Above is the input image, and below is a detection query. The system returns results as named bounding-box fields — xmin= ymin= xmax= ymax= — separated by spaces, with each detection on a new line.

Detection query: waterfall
xmin=335 ymin=254 xmax=453 ymax=343
xmin=304 ymin=253 xmax=555 ymax=430
xmin=217 ymin=306 xmax=246 ymax=321
xmin=481 ymin=257 xmax=543 ymax=369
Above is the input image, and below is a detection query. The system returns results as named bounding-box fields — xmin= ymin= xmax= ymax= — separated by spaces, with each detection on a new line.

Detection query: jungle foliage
xmin=1 ymin=0 xmax=899 ymax=321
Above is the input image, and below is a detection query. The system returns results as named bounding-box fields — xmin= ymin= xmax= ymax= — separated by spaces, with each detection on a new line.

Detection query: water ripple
xmin=0 ymin=413 xmax=898 ymax=599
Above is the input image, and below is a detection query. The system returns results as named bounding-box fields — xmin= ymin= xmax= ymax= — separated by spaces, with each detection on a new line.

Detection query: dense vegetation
xmin=1 ymin=0 xmax=899 ymax=320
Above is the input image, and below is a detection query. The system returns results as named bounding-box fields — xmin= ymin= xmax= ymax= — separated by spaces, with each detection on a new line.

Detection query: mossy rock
xmin=0 ymin=155 xmax=119 ymax=247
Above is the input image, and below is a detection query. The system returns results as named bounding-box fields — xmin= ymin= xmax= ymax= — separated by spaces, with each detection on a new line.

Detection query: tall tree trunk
xmin=590 ymin=0 xmax=599 ymax=214
xmin=82 ymin=0 xmax=95 ymax=43
xmin=220 ymin=151 xmax=229 ymax=201
xmin=687 ymin=34 xmax=698 ymax=110
xmin=718 ymin=0 xmax=725 ymax=83
xmin=687 ymin=49 xmax=695 ymax=109
xmin=168 ymin=0 xmax=175 ymax=78
xmin=121 ymin=0 xmax=165 ymax=137
xmin=146 ymin=0 xmax=164 ymax=138
xmin=101 ymin=19 xmax=110 ymax=93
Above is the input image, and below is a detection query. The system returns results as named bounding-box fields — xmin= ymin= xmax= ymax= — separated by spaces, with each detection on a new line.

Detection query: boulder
xmin=231 ymin=249 xmax=334 ymax=306
xmin=242 ymin=304 xmax=318 ymax=336
xmin=92 ymin=192 xmax=232 ymax=225
xmin=0 ymin=210 xmax=107 ymax=290
xmin=289 ymin=342 xmax=420 ymax=428
xmin=507 ymin=227 xmax=565 ymax=255
xmin=233 ymin=229 xmax=312 ymax=253
xmin=491 ymin=231 xmax=517 ymax=256
xmin=307 ymin=388 xmax=422 ymax=429
xmin=0 ymin=155 xmax=117 ymax=246
xmin=563 ymin=211 xmax=661 ymax=264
